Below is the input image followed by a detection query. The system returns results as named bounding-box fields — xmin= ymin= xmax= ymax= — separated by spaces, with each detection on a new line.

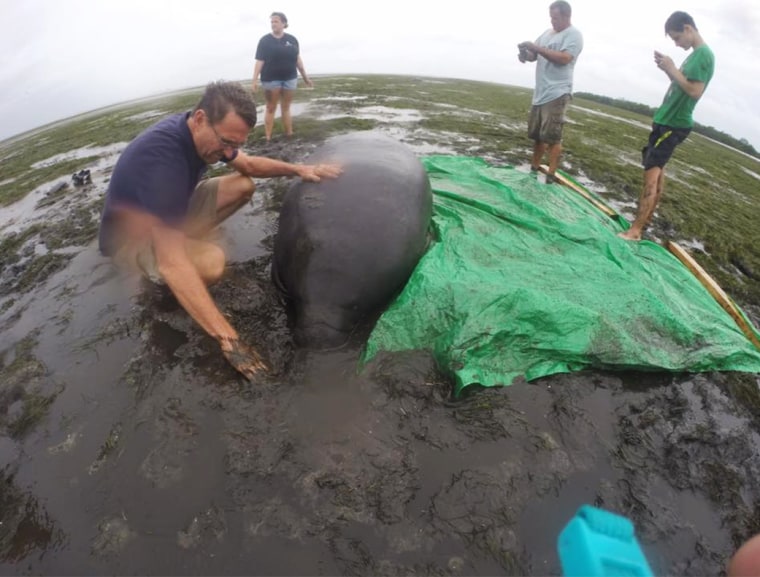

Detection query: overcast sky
xmin=1 ymin=0 xmax=759 ymax=149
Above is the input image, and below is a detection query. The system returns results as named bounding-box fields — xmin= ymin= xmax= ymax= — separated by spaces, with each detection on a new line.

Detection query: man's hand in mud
xmin=219 ymin=337 xmax=270 ymax=382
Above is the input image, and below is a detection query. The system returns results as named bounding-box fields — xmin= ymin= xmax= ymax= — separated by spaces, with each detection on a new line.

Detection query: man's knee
xmin=240 ymin=176 xmax=255 ymax=200
xmin=195 ymin=243 xmax=226 ymax=284
xmin=233 ymin=176 xmax=255 ymax=207
xmin=729 ymin=533 xmax=760 ymax=577
xmin=220 ymin=174 xmax=255 ymax=202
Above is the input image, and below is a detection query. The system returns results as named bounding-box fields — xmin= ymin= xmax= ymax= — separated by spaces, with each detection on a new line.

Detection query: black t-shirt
xmin=255 ymin=33 xmax=300 ymax=81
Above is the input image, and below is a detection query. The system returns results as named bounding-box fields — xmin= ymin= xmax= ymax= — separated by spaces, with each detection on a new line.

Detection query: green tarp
xmin=362 ymin=156 xmax=760 ymax=394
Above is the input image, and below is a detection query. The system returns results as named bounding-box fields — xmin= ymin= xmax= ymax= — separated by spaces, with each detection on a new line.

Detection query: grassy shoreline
xmin=1 ymin=73 xmax=759 ymax=311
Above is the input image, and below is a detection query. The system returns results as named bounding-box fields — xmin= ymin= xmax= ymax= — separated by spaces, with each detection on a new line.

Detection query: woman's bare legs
xmin=280 ymin=88 xmax=295 ymax=136
xmin=263 ymin=88 xmax=282 ymax=141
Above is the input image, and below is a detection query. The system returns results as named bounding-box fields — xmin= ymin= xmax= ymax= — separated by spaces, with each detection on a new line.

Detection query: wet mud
xmin=1 ymin=78 xmax=760 ymax=575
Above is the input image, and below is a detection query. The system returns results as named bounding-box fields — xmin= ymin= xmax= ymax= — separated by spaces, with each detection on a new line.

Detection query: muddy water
xmin=2 ymin=131 xmax=760 ymax=576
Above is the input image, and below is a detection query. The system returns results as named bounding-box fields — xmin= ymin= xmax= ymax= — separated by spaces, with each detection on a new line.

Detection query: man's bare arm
xmin=151 ymin=226 xmax=268 ymax=379
xmin=655 ymin=51 xmax=706 ymax=100
xmin=229 ymin=152 xmax=342 ymax=182
xmin=152 ymin=226 xmax=235 ymax=339
xmin=520 ymin=41 xmax=574 ymax=66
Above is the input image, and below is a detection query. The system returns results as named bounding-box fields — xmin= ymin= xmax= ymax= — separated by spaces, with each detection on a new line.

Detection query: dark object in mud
xmin=72 ymin=169 xmax=91 ymax=186
xmin=272 ymin=132 xmax=432 ymax=347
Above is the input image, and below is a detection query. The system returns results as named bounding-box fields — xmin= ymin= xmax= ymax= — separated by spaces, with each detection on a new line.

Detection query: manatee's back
xmin=272 ymin=133 xmax=432 ymax=346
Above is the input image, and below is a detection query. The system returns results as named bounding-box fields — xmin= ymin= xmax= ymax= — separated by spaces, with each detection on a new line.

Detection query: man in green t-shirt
xmin=619 ymin=11 xmax=715 ymax=241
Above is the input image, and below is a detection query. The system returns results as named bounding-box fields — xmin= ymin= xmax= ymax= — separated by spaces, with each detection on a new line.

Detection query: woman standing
xmin=252 ymin=12 xmax=313 ymax=141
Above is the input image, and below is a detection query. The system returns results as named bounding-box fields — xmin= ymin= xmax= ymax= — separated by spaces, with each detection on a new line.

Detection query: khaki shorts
xmin=113 ymin=177 xmax=221 ymax=284
xmin=528 ymin=94 xmax=571 ymax=145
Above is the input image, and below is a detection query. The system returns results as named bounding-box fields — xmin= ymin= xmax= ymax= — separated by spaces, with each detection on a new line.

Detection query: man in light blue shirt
xmin=518 ymin=1 xmax=583 ymax=183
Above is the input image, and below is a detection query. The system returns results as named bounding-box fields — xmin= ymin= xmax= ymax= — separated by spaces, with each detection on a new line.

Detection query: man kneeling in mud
xmin=97 ymin=81 xmax=341 ymax=379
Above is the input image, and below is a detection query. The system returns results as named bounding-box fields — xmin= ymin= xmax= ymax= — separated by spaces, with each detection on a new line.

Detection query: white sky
xmin=1 ymin=0 xmax=759 ymax=149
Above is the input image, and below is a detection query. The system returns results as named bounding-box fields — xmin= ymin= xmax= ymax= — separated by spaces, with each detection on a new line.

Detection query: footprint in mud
xmin=91 ymin=516 xmax=135 ymax=557
xmin=177 ymin=505 xmax=227 ymax=549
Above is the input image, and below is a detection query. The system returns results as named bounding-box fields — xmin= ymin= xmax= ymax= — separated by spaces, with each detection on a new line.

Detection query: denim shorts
xmin=261 ymin=78 xmax=298 ymax=91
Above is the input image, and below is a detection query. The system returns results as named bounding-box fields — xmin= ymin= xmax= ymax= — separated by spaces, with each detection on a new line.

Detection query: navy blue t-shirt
xmin=98 ymin=112 xmax=207 ymax=256
xmin=255 ymin=33 xmax=300 ymax=82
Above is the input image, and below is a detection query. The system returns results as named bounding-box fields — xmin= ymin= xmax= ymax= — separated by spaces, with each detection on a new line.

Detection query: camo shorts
xmin=528 ymin=94 xmax=571 ymax=145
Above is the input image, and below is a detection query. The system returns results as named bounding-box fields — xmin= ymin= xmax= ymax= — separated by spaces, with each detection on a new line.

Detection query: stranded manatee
xmin=272 ymin=132 xmax=432 ymax=347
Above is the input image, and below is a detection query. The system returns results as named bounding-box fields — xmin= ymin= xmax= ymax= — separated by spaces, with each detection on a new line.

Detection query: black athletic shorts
xmin=642 ymin=124 xmax=691 ymax=170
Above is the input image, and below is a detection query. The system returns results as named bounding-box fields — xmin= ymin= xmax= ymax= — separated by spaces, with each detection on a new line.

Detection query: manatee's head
xmin=292 ymin=301 xmax=361 ymax=350
xmin=294 ymin=323 xmax=349 ymax=350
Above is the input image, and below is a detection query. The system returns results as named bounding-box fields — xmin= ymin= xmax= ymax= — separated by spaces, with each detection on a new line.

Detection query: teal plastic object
xmin=558 ymin=505 xmax=654 ymax=577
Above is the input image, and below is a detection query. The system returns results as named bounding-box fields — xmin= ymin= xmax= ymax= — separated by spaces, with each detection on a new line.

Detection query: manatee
xmin=272 ymin=132 xmax=432 ymax=347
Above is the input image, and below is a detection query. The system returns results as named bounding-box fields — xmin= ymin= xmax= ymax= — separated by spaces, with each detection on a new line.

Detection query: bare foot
xmin=220 ymin=338 xmax=270 ymax=381
xmin=618 ymin=230 xmax=641 ymax=241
